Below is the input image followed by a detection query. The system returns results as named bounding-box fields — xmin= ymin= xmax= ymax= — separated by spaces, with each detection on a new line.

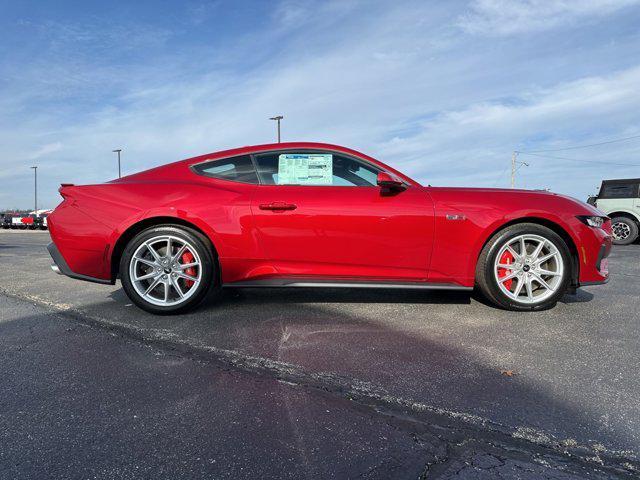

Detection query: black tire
xmin=610 ymin=216 xmax=639 ymax=245
xmin=476 ymin=223 xmax=572 ymax=311
xmin=120 ymin=225 xmax=219 ymax=315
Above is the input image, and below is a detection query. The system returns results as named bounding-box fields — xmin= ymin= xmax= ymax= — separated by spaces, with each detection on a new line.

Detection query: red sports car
xmin=47 ymin=142 xmax=612 ymax=314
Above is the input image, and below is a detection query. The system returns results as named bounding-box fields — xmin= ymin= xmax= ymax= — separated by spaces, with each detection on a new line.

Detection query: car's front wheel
xmin=120 ymin=225 xmax=218 ymax=314
xmin=610 ymin=216 xmax=639 ymax=245
xmin=476 ymin=223 xmax=572 ymax=311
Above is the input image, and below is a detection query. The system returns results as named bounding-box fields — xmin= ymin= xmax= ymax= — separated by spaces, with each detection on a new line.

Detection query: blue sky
xmin=2 ymin=0 xmax=640 ymax=209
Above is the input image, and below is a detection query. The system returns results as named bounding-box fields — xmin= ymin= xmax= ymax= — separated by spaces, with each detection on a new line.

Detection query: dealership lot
xmin=1 ymin=230 xmax=639 ymax=478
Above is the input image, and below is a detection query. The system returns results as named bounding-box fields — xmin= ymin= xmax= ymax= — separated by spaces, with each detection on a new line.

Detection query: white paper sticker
xmin=278 ymin=153 xmax=333 ymax=185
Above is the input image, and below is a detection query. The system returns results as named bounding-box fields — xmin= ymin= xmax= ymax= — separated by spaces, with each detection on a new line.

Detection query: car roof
xmin=183 ymin=142 xmax=380 ymax=165
xmin=601 ymin=178 xmax=640 ymax=184
xmin=116 ymin=142 xmax=420 ymax=186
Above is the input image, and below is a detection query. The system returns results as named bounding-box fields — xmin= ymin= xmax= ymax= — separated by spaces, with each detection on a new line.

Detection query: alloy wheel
xmin=612 ymin=221 xmax=631 ymax=241
xmin=493 ymin=234 xmax=564 ymax=304
xmin=129 ymin=234 xmax=202 ymax=307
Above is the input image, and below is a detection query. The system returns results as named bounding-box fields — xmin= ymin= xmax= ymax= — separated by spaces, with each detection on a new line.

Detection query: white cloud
xmin=458 ymin=0 xmax=640 ymax=36
xmin=26 ymin=142 xmax=63 ymax=160
xmin=271 ymin=0 xmax=362 ymax=31
xmin=376 ymin=65 xmax=640 ymax=191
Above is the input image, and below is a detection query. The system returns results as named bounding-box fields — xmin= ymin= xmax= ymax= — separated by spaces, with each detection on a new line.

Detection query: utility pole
xmin=510 ymin=151 xmax=529 ymax=189
xmin=269 ymin=115 xmax=283 ymax=143
xmin=112 ymin=149 xmax=122 ymax=178
xmin=30 ymin=166 xmax=38 ymax=215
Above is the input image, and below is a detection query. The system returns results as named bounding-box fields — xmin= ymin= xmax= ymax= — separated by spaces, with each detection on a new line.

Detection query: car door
xmin=250 ymin=149 xmax=435 ymax=280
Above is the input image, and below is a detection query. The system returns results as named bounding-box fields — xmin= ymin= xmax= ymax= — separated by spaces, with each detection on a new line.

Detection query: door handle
xmin=259 ymin=202 xmax=297 ymax=211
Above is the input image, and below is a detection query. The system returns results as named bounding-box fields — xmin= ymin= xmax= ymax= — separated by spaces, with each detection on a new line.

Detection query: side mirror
xmin=377 ymin=172 xmax=405 ymax=191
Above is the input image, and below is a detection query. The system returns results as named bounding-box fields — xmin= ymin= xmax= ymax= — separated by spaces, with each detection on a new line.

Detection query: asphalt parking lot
xmin=1 ymin=230 xmax=639 ymax=478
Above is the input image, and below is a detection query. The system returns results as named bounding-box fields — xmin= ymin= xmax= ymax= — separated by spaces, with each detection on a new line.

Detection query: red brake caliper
xmin=181 ymin=251 xmax=196 ymax=288
xmin=498 ymin=250 xmax=514 ymax=291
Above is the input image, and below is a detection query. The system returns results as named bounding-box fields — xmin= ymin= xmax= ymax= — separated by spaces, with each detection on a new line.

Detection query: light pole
xmin=30 ymin=166 xmax=38 ymax=216
xmin=269 ymin=115 xmax=283 ymax=143
xmin=112 ymin=149 xmax=122 ymax=178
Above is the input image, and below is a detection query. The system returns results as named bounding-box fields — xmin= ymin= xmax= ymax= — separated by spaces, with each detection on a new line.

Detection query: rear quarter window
xmin=192 ymin=155 xmax=258 ymax=184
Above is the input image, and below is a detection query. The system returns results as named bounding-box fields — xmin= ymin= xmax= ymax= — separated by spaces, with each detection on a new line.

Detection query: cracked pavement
xmin=1 ymin=231 xmax=639 ymax=478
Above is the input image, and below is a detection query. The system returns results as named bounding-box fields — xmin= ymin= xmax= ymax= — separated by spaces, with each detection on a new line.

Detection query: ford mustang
xmin=47 ymin=142 xmax=612 ymax=314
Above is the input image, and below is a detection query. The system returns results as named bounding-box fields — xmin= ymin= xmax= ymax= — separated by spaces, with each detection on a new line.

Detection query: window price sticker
xmin=278 ymin=153 xmax=333 ymax=185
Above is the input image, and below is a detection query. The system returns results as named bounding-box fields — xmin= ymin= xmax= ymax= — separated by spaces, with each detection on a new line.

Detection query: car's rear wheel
xmin=476 ymin=223 xmax=571 ymax=311
xmin=610 ymin=216 xmax=638 ymax=245
xmin=120 ymin=225 xmax=217 ymax=314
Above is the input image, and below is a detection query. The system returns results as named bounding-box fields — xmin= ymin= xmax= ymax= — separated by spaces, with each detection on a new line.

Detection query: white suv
xmin=588 ymin=178 xmax=640 ymax=245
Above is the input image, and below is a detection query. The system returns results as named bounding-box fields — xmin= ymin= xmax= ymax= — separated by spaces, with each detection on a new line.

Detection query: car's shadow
xmin=110 ymin=284 xmax=593 ymax=308
xmin=221 ymin=287 xmax=473 ymax=306
xmin=560 ymin=289 xmax=594 ymax=304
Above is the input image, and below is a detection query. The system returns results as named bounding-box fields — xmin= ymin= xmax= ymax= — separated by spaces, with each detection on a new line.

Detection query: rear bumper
xmin=47 ymin=242 xmax=114 ymax=285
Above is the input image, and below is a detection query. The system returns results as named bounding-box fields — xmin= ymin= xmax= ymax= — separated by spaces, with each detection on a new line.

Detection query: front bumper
xmin=47 ymin=242 xmax=113 ymax=285
xmin=576 ymin=224 xmax=612 ymax=287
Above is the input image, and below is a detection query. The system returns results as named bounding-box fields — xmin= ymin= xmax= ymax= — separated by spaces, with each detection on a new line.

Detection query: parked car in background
xmin=28 ymin=209 xmax=53 ymax=230
xmin=0 ymin=210 xmax=51 ymax=230
xmin=48 ymin=142 xmax=612 ymax=315
xmin=11 ymin=215 xmax=30 ymax=229
xmin=41 ymin=211 xmax=51 ymax=230
xmin=2 ymin=213 xmax=14 ymax=229
xmin=588 ymin=178 xmax=640 ymax=245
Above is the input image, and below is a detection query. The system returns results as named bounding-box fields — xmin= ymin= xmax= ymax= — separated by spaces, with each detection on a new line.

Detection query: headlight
xmin=577 ymin=215 xmax=606 ymax=228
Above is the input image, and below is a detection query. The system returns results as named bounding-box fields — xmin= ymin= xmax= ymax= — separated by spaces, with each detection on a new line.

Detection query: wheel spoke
xmin=531 ymin=272 xmax=552 ymax=290
xmin=497 ymin=263 xmax=514 ymax=269
xmin=519 ymin=237 xmax=527 ymax=257
xmin=167 ymin=238 xmax=172 ymax=258
xmin=146 ymin=243 xmax=162 ymax=263
xmin=499 ymin=271 xmax=519 ymax=283
xmin=525 ymin=277 xmax=534 ymax=300
xmin=135 ymin=271 xmax=157 ymax=281
xmin=531 ymin=240 xmax=545 ymax=261
xmin=135 ymin=257 xmax=157 ymax=268
xmin=506 ymin=245 xmax=520 ymax=260
xmin=163 ymin=281 xmax=169 ymax=302
xmin=177 ymin=262 xmax=198 ymax=270
xmin=535 ymin=252 xmax=556 ymax=265
xmin=513 ymin=276 xmax=525 ymax=297
xmin=170 ymin=277 xmax=184 ymax=298
xmin=144 ymin=277 xmax=162 ymax=295
xmin=177 ymin=272 xmax=198 ymax=282
xmin=172 ymin=244 xmax=187 ymax=262
xmin=537 ymin=268 xmax=560 ymax=276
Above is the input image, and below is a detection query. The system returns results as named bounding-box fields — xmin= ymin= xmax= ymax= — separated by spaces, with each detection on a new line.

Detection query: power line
xmin=518 ymin=151 xmax=640 ymax=167
xmin=492 ymin=164 xmax=510 ymax=186
xmin=518 ymin=134 xmax=640 ymax=153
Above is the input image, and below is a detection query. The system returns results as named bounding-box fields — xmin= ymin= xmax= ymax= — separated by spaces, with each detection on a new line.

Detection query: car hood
xmin=425 ymin=187 xmax=605 ymax=217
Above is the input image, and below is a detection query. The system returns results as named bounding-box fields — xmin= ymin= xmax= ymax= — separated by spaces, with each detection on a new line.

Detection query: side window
xmin=601 ymin=183 xmax=639 ymax=199
xmin=192 ymin=155 xmax=258 ymax=184
xmin=254 ymin=151 xmax=381 ymax=186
